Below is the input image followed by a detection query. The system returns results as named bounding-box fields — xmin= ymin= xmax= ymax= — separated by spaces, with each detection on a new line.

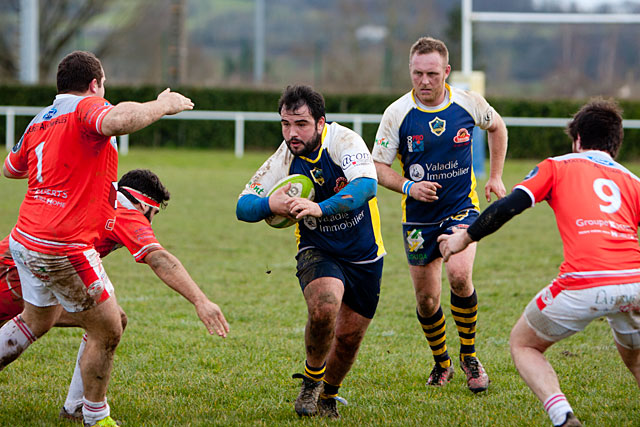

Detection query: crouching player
xmin=437 ymin=99 xmax=640 ymax=427
xmin=0 ymin=169 xmax=229 ymax=421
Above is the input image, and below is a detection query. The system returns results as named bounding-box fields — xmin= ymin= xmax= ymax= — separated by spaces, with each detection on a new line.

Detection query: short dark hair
xmin=566 ymin=98 xmax=624 ymax=158
xmin=278 ymin=85 xmax=325 ymax=123
xmin=57 ymin=51 xmax=104 ymax=94
xmin=410 ymin=37 xmax=449 ymax=64
xmin=118 ymin=169 xmax=171 ymax=209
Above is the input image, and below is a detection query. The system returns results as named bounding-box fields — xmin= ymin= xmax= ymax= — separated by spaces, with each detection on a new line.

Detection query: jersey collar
xmin=411 ymin=83 xmax=453 ymax=113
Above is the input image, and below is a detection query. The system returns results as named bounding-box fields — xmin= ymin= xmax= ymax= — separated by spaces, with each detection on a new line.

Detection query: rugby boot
xmin=59 ymin=404 xmax=83 ymax=422
xmin=559 ymin=412 xmax=582 ymax=427
xmin=292 ymin=373 xmax=323 ymax=416
xmin=426 ymin=363 xmax=454 ymax=386
xmin=318 ymin=395 xmax=348 ymax=419
xmin=83 ymin=416 xmax=120 ymax=427
xmin=460 ymin=355 xmax=490 ymax=393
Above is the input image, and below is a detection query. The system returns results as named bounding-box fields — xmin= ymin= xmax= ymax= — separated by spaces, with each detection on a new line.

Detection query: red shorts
xmin=0 ymin=264 xmax=23 ymax=323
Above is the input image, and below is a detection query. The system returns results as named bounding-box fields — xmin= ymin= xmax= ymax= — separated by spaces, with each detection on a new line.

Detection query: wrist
xmin=402 ymin=180 xmax=415 ymax=196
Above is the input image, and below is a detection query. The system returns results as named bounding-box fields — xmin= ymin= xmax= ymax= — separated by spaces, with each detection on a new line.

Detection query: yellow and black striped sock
xmin=417 ymin=307 xmax=451 ymax=368
xmin=320 ymin=381 xmax=340 ymax=399
xmin=451 ymin=290 xmax=478 ymax=358
xmin=304 ymin=360 xmax=326 ymax=382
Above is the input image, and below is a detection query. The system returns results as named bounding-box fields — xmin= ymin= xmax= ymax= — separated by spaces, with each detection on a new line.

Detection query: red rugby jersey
xmin=515 ymin=150 xmax=640 ymax=290
xmin=4 ymin=94 xmax=118 ymax=254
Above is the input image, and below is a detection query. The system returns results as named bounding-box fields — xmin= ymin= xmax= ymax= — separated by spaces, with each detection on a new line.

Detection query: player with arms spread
xmin=372 ymin=36 xmax=508 ymax=393
xmin=0 ymin=169 xmax=229 ymax=420
xmin=236 ymin=85 xmax=385 ymax=419
xmin=0 ymin=51 xmax=193 ymax=426
xmin=438 ymin=99 xmax=640 ymax=427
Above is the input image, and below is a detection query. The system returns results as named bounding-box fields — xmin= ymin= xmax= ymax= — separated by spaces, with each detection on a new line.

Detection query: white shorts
xmin=524 ymin=281 xmax=640 ymax=349
xmin=9 ymin=236 xmax=114 ymax=313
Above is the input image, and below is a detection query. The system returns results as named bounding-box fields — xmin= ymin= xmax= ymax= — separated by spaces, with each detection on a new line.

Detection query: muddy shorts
xmin=0 ymin=263 xmax=23 ymax=324
xmin=525 ymin=281 xmax=640 ymax=349
xmin=9 ymin=236 xmax=114 ymax=313
xmin=403 ymin=209 xmax=479 ymax=266
xmin=295 ymin=248 xmax=383 ymax=319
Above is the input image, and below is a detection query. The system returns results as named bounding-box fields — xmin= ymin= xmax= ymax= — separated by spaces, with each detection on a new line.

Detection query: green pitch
xmin=0 ymin=149 xmax=638 ymax=426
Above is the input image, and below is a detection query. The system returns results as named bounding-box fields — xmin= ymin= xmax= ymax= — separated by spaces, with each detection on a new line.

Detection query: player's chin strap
xmin=119 ymin=186 xmax=160 ymax=210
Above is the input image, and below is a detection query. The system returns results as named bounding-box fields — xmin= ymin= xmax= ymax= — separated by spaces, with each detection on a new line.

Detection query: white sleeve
xmin=238 ymin=141 xmax=293 ymax=198
xmin=327 ymin=124 xmax=377 ymax=182
xmin=371 ymin=105 xmax=401 ymax=165
xmin=454 ymin=89 xmax=496 ymax=131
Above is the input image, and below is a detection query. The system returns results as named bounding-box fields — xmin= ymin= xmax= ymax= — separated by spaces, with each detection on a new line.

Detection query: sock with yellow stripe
xmin=451 ymin=290 xmax=478 ymax=358
xmin=417 ymin=307 xmax=451 ymax=368
xmin=304 ymin=360 xmax=326 ymax=382
xmin=320 ymin=381 xmax=340 ymax=399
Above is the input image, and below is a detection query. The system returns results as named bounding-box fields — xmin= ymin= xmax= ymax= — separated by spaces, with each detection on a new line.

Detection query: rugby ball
xmin=265 ymin=174 xmax=315 ymax=228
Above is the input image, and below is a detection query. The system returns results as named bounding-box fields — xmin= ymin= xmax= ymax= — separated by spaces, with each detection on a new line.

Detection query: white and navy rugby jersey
xmin=240 ymin=122 xmax=385 ymax=263
xmin=372 ymin=84 xmax=496 ymax=224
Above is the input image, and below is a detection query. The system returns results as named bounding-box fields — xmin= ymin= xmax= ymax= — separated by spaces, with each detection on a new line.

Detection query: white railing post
xmin=5 ymin=108 xmax=15 ymax=151
xmin=353 ymin=115 xmax=363 ymax=136
xmin=235 ymin=113 xmax=245 ymax=158
xmin=119 ymin=134 xmax=129 ymax=155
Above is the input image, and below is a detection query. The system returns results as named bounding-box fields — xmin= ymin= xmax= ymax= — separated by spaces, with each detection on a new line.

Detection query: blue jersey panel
xmin=398 ymin=102 xmax=479 ymax=223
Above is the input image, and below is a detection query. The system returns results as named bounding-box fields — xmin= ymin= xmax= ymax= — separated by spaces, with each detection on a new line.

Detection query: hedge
xmin=1 ymin=85 xmax=638 ymax=159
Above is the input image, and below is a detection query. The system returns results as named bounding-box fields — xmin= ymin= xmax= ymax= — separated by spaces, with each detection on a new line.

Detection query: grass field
xmin=1 ymin=148 xmax=639 ymax=426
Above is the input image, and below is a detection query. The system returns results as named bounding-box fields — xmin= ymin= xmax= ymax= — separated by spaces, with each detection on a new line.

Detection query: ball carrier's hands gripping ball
xmin=265 ymin=174 xmax=315 ymax=228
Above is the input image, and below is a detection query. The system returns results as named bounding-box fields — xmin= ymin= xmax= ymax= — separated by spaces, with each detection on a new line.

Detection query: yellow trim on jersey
xmin=469 ymin=164 xmax=480 ymax=210
xmin=399 ymin=155 xmax=408 ymax=223
xmin=295 ymin=222 xmax=301 ymax=248
xmin=411 ymin=83 xmax=454 ymax=113
xmin=299 ymin=124 xmax=329 ymax=164
xmin=368 ymin=197 xmax=386 ymax=257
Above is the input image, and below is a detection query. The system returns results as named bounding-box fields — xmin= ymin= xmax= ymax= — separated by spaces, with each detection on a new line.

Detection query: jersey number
xmin=34 ymin=141 xmax=45 ymax=183
xmin=593 ymin=178 xmax=621 ymax=214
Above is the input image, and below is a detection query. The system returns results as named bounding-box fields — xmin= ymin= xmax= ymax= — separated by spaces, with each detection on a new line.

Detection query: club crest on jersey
xmin=453 ymin=128 xmax=471 ymax=145
xmin=429 ymin=117 xmax=446 ymax=137
xmin=409 ymin=164 xmax=425 ymax=181
xmin=334 ymin=177 xmax=347 ymax=193
xmin=524 ymin=166 xmax=539 ymax=181
xmin=310 ymin=167 xmax=325 ymax=185
xmin=11 ymin=138 xmax=23 ymax=153
xmin=406 ymin=229 xmax=425 ymax=252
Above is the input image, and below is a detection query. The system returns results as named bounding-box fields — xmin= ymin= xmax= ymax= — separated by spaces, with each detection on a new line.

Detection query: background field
xmin=0 ymin=149 xmax=639 ymax=426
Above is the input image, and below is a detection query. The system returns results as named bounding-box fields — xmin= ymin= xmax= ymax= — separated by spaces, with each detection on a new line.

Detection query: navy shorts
xmin=403 ymin=209 xmax=479 ymax=266
xmin=295 ymin=248 xmax=383 ymax=319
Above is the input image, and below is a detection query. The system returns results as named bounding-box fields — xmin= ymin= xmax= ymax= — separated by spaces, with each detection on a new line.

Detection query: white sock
xmin=0 ymin=315 xmax=37 ymax=370
xmin=544 ymin=393 xmax=573 ymax=426
xmin=63 ymin=333 xmax=87 ymax=412
xmin=83 ymin=397 xmax=110 ymax=426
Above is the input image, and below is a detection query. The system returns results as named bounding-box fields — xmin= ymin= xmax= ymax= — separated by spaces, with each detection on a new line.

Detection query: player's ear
xmin=88 ymin=78 xmax=99 ymax=94
xmin=316 ymin=116 xmax=326 ymax=132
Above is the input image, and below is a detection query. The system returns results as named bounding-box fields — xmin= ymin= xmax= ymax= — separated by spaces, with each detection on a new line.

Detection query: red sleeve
xmin=3 ymin=136 xmax=28 ymax=177
xmin=513 ymin=158 xmax=555 ymax=205
xmin=110 ymin=208 xmax=163 ymax=263
xmin=76 ymin=97 xmax=114 ymax=137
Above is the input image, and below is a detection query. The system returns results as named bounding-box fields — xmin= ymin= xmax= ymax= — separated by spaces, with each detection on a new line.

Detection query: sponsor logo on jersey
xmin=409 ymin=164 xmax=425 ymax=181
xmin=248 ymin=181 xmax=266 ymax=195
xmin=406 ymin=229 xmax=425 ymax=252
xmin=303 ymin=216 xmax=317 ymax=230
xmin=586 ymin=154 xmax=615 ymax=167
xmin=341 ymin=152 xmax=372 ymax=170
xmin=524 ymin=166 xmax=539 ymax=181
xmin=407 ymin=134 xmax=425 ymax=152
xmin=375 ymin=137 xmax=389 ymax=147
xmin=87 ymin=280 xmax=105 ymax=298
xmin=429 ymin=117 xmax=446 ymax=137
xmin=43 ymin=107 xmax=57 ymax=120
xmin=334 ymin=177 xmax=348 ymax=193
xmin=11 ymin=137 xmax=23 ymax=153
xmin=453 ymin=128 xmax=471 ymax=145
xmin=311 ymin=167 xmax=325 ymax=185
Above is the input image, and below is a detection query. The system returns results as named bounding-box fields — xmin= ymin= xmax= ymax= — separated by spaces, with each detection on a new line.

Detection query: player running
xmin=1 ymin=50 xmax=193 ymax=427
xmin=372 ymin=36 xmax=508 ymax=393
xmin=0 ymin=169 xmax=229 ymax=421
xmin=438 ymin=99 xmax=640 ymax=427
xmin=236 ymin=85 xmax=385 ymax=419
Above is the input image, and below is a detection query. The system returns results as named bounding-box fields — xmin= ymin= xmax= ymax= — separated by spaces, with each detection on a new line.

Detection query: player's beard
xmin=286 ymin=131 xmax=321 ymax=157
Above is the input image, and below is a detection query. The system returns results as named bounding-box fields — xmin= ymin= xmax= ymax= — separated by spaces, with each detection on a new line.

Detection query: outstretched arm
xmin=438 ymin=188 xmax=531 ymax=261
xmin=144 ymin=249 xmax=229 ymax=338
xmin=101 ymin=88 xmax=194 ymax=136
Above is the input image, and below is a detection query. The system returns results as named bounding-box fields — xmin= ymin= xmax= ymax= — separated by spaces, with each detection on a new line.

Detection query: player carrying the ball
xmin=236 ymin=84 xmax=385 ymax=419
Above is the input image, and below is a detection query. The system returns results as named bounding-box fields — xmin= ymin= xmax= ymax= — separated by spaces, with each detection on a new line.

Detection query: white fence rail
xmin=2 ymin=106 xmax=640 ymax=157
